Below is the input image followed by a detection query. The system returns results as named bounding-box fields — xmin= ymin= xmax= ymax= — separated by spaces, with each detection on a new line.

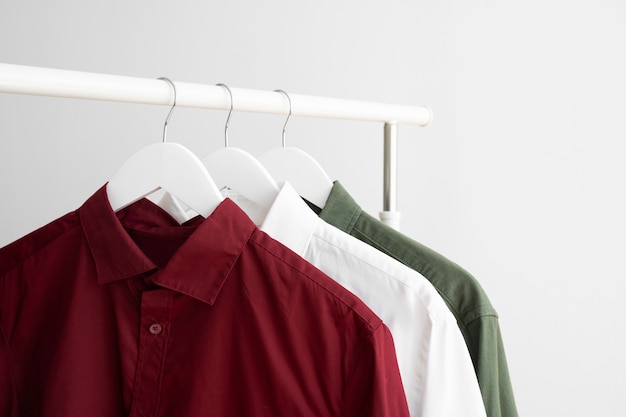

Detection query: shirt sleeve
xmin=466 ymin=315 xmax=519 ymax=417
xmin=421 ymin=318 xmax=488 ymax=417
xmin=341 ymin=322 xmax=410 ymax=417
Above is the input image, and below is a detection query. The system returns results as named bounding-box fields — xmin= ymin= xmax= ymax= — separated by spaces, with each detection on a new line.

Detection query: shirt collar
xmin=79 ymin=185 xmax=255 ymax=305
xmin=260 ymin=181 xmax=318 ymax=257
xmin=318 ymin=181 xmax=362 ymax=233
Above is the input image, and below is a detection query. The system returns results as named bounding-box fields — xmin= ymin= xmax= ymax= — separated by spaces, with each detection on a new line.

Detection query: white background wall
xmin=1 ymin=1 xmax=625 ymax=415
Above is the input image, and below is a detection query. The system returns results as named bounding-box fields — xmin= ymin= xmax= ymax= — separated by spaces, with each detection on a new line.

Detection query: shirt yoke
xmin=0 ymin=211 xmax=81 ymax=278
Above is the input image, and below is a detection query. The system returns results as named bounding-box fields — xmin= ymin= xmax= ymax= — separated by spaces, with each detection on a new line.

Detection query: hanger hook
xmin=216 ymin=83 xmax=234 ymax=148
xmin=274 ymin=89 xmax=292 ymax=148
xmin=157 ymin=77 xmax=177 ymax=144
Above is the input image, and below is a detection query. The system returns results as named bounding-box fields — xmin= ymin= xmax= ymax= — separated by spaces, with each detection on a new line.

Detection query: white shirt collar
xmin=260 ymin=181 xmax=318 ymax=257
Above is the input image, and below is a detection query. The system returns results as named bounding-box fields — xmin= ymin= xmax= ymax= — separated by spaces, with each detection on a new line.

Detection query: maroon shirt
xmin=0 ymin=185 xmax=409 ymax=417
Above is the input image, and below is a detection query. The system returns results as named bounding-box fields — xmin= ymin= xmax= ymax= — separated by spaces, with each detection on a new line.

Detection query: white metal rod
xmin=0 ymin=63 xmax=433 ymax=126
xmin=380 ymin=122 xmax=402 ymax=230
xmin=383 ymin=122 xmax=398 ymax=212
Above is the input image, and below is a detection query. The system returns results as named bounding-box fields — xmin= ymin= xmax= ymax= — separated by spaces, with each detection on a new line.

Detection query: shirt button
xmin=148 ymin=323 xmax=162 ymax=335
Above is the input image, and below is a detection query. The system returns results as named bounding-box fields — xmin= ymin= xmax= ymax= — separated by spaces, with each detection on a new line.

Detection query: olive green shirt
xmin=314 ymin=181 xmax=518 ymax=417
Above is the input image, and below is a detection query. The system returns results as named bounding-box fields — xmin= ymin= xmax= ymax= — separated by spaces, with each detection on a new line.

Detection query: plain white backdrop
xmin=1 ymin=1 xmax=625 ymax=415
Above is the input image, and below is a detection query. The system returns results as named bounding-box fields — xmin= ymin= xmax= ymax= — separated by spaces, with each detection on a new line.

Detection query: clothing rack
xmin=0 ymin=62 xmax=432 ymax=229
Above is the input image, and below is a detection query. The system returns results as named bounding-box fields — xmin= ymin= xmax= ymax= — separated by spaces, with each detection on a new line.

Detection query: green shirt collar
xmin=319 ymin=181 xmax=362 ymax=233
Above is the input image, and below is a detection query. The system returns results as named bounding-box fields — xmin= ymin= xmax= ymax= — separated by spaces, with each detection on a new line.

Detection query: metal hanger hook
xmin=274 ymin=89 xmax=292 ymax=148
xmin=216 ymin=83 xmax=234 ymax=148
xmin=157 ymin=77 xmax=177 ymax=144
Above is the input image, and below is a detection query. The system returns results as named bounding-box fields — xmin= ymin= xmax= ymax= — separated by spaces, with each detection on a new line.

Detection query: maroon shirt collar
xmin=79 ymin=185 xmax=256 ymax=305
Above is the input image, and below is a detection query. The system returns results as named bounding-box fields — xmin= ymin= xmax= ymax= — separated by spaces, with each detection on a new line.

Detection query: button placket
xmin=129 ymin=290 xmax=173 ymax=417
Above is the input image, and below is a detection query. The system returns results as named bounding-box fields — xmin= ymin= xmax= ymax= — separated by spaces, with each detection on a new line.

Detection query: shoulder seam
xmin=248 ymin=235 xmax=382 ymax=335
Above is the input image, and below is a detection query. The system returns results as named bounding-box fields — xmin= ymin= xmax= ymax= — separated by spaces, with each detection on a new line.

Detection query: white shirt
xmin=160 ymin=184 xmax=487 ymax=417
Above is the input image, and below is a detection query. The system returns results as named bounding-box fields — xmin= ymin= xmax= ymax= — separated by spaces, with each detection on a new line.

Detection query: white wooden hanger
xmin=258 ymin=90 xmax=333 ymax=208
xmin=202 ymin=84 xmax=280 ymax=208
xmin=106 ymin=77 xmax=223 ymax=217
